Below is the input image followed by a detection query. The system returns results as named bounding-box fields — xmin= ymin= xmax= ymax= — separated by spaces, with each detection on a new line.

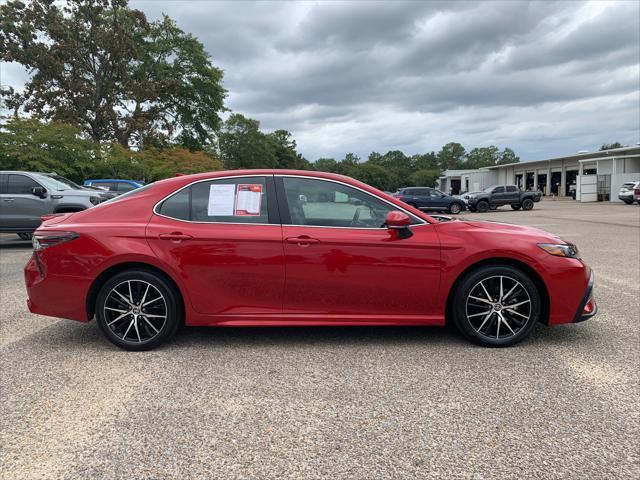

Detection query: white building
xmin=437 ymin=146 xmax=640 ymax=202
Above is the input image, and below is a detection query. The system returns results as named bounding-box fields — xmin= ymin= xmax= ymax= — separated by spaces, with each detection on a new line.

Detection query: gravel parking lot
xmin=1 ymin=200 xmax=638 ymax=479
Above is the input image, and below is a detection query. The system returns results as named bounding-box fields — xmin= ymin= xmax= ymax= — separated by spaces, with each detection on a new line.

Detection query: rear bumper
xmin=618 ymin=194 xmax=634 ymax=202
xmin=572 ymin=270 xmax=597 ymax=323
xmin=24 ymin=254 xmax=91 ymax=322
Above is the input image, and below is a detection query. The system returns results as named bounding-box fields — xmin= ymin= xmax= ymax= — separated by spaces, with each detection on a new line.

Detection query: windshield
xmin=40 ymin=174 xmax=83 ymax=191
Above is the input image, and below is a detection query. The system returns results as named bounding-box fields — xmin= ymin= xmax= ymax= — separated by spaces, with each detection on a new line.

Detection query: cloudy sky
xmin=2 ymin=0 xmax=639 ymax=161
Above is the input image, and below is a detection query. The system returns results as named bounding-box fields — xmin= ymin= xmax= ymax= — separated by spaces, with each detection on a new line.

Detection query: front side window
xmin=282 ymin=177 xmax=418 ymax=228
xmin=158 ymin=176 xmax=269 ymax=224
xmin=506 ymin=186 xmax=517 ymax=192
xmin=7 ymin=174 xmax=41 ymax=194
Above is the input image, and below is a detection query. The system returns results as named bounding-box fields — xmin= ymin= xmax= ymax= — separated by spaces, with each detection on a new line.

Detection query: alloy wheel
xmin=450 ymin=203 xmax=461 ymax=214
xmin=465 ymin=275 xmax=531 ymax=340
xmin=103 ymin=280 xmax=167 ymax=344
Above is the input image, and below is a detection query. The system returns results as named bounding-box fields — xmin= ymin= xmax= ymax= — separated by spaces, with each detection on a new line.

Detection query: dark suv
xmin=464 ymin=185 xmax=542 ymax=212
xmin=394 ymin=187 xmax=466 ymax=214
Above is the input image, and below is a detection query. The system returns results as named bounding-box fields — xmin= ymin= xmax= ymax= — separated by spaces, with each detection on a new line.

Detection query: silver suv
xmin=0 ymin=171 xmax=109 ymax=239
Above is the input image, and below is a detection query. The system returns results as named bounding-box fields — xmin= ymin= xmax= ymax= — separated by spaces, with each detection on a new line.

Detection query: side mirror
xmin=32 ymin=187 xmax=46 ymax=198
xmin=385 ymin=210 xmax=413 ymax=238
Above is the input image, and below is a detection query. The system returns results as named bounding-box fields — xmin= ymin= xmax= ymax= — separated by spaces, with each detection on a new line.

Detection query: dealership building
xmin=437 ymin=146 xmax=640 ymax=202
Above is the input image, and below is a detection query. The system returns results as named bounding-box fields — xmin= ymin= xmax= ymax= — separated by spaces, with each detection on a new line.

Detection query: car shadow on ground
xmin=25 ymin=318 xmax=592 ymax=353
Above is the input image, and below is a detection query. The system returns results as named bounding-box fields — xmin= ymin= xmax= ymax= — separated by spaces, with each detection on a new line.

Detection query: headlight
xmin=538 ymin=243 xmax=579 ymax=258
xmin=89 ymin=196 xmax=101 ymax=205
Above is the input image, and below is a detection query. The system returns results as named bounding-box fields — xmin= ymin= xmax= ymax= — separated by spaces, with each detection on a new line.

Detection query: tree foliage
xmin=0 ymin=0 xmax=226 ymax=149
xmin=600 ymin=142 xmax=624 ymax=150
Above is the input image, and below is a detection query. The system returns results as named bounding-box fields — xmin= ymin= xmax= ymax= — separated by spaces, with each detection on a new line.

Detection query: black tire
xmin=476 ymin=200 xmax=490 ymax=213
xmin=623 ymin=200 xmax=633 ymax=205
xmin=489 ymin=205 xmax=497 ymax=211
xmin=95 ymin=269 xmax=182 ymax=351
xmin=511 ymin=204 xmax=522 ymax=210
xmin=448 ymin=202 xmax=463 ymax=215
xmin=469 ymin=207 xmax=477 ymax=212
xmin=17 ymin=232 xmax=33 ymax=240
xmin=451 ymin=265 xmax=541 ymax=347
xmin=522 ymin=198 xmax=534 ymax=210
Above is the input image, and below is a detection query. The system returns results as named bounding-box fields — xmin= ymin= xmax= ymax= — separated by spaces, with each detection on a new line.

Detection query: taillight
xmin=32 ymin=231 xmax=79 ymax=251
xmin=634 ymin=188 xmax=640 ymax=195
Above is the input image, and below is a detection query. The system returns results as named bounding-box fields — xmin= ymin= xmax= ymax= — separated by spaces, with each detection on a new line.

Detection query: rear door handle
xmin=158 ymin=232 xmax=193 ymax=242
xmin=2 ymin=198 xmax=15 ymax=202
xmin=286 ymin=236 xmax=320 ymax=247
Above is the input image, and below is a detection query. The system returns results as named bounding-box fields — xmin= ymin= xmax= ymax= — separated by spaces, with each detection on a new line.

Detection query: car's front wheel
xmin=452 ymin=265 xmax=541 ymax=347
xmin=476 ymin=200 xmax=490 ymax=213
xmin=448 ymin=202 xmax=463 ymax=214
xmin=96 ymin=269 xmax=182 ymax=351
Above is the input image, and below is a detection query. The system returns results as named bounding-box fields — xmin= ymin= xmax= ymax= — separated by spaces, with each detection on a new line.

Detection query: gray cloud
xmin=3 ymin=0 xmax=639 ymax=161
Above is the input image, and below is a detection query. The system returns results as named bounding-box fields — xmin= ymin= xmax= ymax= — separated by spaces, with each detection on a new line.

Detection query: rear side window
xmin=158 ymin=176 xmax=269 ymax=224
xmin=7 ymin=174 xmax=41 ymax=194
xmin=117 ymin=182 xmax=136 ymax=192
xmin=493 ymin=186 xmax=505 ymax=193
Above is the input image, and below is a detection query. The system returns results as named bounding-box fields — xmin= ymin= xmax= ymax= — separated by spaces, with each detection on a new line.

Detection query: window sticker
xmin=208 ymin=184 xmax=236 ymax=216
xmin=235 ymin=184 xmax=263 ymax=216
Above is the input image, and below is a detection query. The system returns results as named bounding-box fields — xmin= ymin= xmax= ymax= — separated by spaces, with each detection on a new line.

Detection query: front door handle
xmin=2 ymin=198 xmax=15 ymax=202
xmin=158 ymin=232 xmax=193 ymax=242
xmin=286 ymin=235 xmax=320 ymax=247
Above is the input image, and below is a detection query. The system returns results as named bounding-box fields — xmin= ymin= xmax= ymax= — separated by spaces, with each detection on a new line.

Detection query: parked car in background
xmin=0 ymin=171 xmax=109 ymax=239
xmin=83 ymin=179 xmax=144 ymax=196
xmin=617 ymin=181 xmax=639 ymax=204
xmin=25 ymin=169 xmax=596 ymax=350
xmin=393 ymin=187 xmax=466 ymax=214
xmin=465 ymin=185 xmax=542 ymax=212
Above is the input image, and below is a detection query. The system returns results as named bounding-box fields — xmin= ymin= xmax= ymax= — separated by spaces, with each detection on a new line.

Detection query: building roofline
xmin=485 ymin=146 xmax=640 ymax=169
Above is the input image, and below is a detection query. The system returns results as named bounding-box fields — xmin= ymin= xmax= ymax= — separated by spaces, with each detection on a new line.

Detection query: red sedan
xmin=24 ymin=170 xmax=596 ymax=350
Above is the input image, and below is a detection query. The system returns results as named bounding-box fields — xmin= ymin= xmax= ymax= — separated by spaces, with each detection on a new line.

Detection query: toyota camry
xmin=24 ymin=170 xmax=597 ymax=350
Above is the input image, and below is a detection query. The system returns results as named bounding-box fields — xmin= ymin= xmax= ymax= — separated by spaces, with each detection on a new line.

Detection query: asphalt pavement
xmin=1 ymin=199 xmax=638 ymax=479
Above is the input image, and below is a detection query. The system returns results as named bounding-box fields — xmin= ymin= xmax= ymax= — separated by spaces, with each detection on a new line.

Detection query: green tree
xmin=464 ymin=146 xmax=500 ymax=169
xmin=409 ymin=169 xmax=440 ymax=188
xmin=497 ymin=147 xmax=520 ymax=165
xmin=412 ymin=152 xmax=438 ymax=171
xmin=350 ymin=163 xmax=390 ymax=190
xmin=219 ymin=114 xmax=277 ymax=169
xmin=313 ymin=158 xmax=340 ymax=173
xmin=0 ymin=118 xmax=96 ymax=182
xmin=600 ymin=142 xmax=624 ymax=150
xmin=0 ymin=0 xmax=226 ymax=149
xmin=267 ymin=130 xmax=311 ymax=170
xmin=437 ymin=142 xmax=466 ymax=170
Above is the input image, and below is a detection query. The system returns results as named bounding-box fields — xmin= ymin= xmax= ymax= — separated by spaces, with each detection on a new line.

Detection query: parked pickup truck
xmin=464 ymin=185 xmax=542 ymax=212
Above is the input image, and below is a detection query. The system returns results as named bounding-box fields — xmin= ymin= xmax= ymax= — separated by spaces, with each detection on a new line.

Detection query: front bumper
xmin=572 ymin=270 xmax=597 ymax=323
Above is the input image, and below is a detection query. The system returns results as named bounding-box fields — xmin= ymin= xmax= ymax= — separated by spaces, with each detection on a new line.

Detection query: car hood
xmin=51 ymin=188 xmax=103 ymax=197
xmin=456 ymin=219 xmax=565 ymax=242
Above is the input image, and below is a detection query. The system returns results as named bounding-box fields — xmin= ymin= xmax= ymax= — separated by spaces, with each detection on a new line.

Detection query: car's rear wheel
xmin=623 ymin=200 xmax=633 ymax=205
xmin=17 ymin=233 xmax=33 ymax=240
xmin=452 ymin=265 xmax=540 ymax=347
xmin=448 ymin=202 xmax=463 ymax=214
xmin=522 ymin=198 xmax=534 ymax=210
xmin=96 ymin=269 xmax=181 ymax=351
xmin=510 ymin=204 xmax=522 ymax=210
xmin=476 ymin=200 xmax=489 ymax=213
